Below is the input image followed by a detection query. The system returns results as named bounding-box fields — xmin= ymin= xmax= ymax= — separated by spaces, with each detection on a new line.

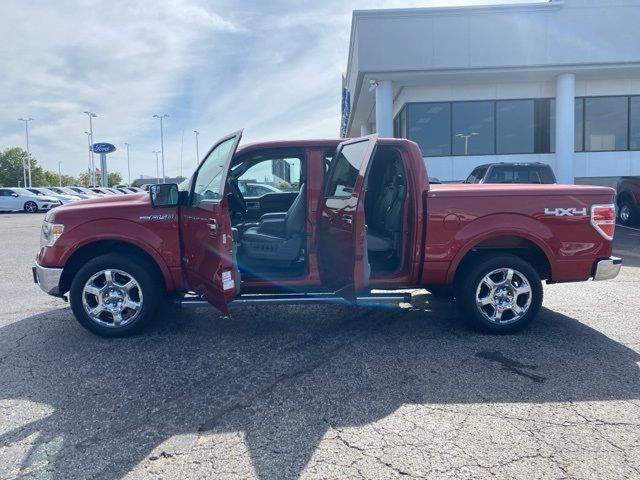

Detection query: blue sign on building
xmin=91 ymin=143 xmax=116 ymax=154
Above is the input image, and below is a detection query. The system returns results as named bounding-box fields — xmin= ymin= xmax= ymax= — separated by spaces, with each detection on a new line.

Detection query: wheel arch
xmin=59 ymin=239 xmax=172 ymax=295
xmin=449 ymin=234 xmax=552 ymax=286
xmin=616 ymin=191 xmax=633 ymax=206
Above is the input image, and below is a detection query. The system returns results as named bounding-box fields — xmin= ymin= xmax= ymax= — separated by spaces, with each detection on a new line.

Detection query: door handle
xmin=207 ymin=219 xmax=218 ymax=236
xmin=342 ymin=215 xmax=353 ymax=226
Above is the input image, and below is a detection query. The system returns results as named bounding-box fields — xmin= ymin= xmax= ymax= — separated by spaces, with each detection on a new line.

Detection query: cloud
xmin=0 ymin=0 xmax=541 ymax=181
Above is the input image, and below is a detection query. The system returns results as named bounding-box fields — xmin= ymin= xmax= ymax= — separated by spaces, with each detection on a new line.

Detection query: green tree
xmin=108 ymin=172 xmax=123 ymax=187
xmin=77 ymin=170 xmax=123 ymax=187
xmin=0 ymin=147 xmax=30 ymax=187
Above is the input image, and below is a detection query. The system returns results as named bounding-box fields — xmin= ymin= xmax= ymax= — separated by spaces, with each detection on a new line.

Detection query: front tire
xmin=24 ymin=201 xmax=38 ymax=213
xmin=455 ymin=254 xmax=543 ymax=334
xmin=618 ymin=200 xmax=637 ymax=226
xmin=69 ymin=253 xmax=162 ymax=337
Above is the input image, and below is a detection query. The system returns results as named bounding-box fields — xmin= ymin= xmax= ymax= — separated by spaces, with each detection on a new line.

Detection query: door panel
xmin=243 ymin=192 xmax=298 ymax=220
xmin=180 ymin=131 xmax=243 ymax=314
xmin=317 ymin=135 xmax=378 ymax=301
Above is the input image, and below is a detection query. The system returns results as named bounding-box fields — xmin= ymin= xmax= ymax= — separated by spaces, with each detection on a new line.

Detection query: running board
xmin=177 ymin=292 xmax=411 ymax=308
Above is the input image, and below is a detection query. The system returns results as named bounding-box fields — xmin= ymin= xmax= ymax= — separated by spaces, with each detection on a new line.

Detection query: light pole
xmin=84 ymin=111 xmax=97 ymax=184
xmin=124 ymin=143 xmax=131 ymax=185
xmin=153 ymin=114 xmax=168 ymax=182
xmin=17 ymin=118 xmax=34 ymax=187
xmin=194 ymin=130 xmax=200 ymax=166
xmin=153 ymin=151 xmax=161 ymax=183
xmin=84 ymin=131 xmax=92 ymax=185
xmin=455 ymin=132 xmax=479 ymax=155
xmin=58 ymin=161 xmax=62 ymax=187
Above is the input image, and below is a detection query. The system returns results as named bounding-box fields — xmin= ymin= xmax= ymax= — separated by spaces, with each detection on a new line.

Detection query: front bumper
xmin=593 ymin=256 xmax=622 ymax=281
xmin=32 ymin=263 xmax=63 ymax=296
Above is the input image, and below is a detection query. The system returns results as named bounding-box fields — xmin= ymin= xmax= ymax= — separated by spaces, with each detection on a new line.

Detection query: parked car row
xmin=0 ymin=185 xmax=143 ymax=213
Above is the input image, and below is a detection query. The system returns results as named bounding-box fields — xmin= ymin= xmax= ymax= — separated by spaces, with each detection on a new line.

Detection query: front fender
xmin=39 ymin=218 xmax=180 ymax=291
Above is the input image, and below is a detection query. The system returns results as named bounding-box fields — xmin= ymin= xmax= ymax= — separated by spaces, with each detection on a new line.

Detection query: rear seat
xmin=367 ymin=163 xmax=405 ymax=254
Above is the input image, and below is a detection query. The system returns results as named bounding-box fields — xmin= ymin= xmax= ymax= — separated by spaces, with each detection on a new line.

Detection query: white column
xmin=360 ymin=123 xmax=372 ymax=136
xmin=555 ymin=73 xmax=575 ymax=184
xmin=375 ymin=80 xmax=393 ymax=138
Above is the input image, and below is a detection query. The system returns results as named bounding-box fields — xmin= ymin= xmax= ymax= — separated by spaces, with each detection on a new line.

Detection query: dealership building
xmin=341 ymin=0 xmax=640 ymax=184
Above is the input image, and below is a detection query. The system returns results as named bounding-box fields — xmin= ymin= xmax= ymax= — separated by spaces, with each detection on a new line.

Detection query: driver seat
xmin=241 ymin=184 xmax=306 ymax=263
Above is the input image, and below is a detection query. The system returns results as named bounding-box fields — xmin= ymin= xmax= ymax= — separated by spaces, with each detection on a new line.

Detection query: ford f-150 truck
xmin=33 ymin=132 xmax=621 ymax=337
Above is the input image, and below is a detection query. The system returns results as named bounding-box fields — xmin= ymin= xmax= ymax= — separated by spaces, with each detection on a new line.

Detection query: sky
xmin=0 ymin=0 xmax=541 ymax=182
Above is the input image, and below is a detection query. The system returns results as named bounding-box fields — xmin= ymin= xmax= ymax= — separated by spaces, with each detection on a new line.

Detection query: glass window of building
xmin=407 ymin=103 xmax=451 ymax=157
xmin=393 ymin=107 xmax=407 ymax=139
xmin=496 ymin=100 xmax=535 ymax=154
xmin=630 ymin=96 xmax=640 ymax=150
xmin=533 ymin=99 xmax=553 ymax=153
xmin=452 ymin=101 xmax=495 ymax=155
xmin=585 ymin=96 xmax=628 ymax=151
xmin=574 ymin=98 xmax=584 ymax=152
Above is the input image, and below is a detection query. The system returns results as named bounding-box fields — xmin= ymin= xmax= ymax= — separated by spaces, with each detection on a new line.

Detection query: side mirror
xmin=149 ymin=183 xmax=179 ymax=208
xmin=11 ymin=193 xmax=19 ymax=197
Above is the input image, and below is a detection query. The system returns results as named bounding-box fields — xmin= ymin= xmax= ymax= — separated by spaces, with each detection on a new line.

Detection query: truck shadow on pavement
xmin=1 ymin=296 xmax=639 ymax=479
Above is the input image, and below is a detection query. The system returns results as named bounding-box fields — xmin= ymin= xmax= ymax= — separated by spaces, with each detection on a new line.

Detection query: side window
xmin=487 ymin=167 xmax=512 ymax=183
xmin=192 ymin=137 xmax=236 ymax=205
xmin=466 ymin=167 xmax=486 ymax=183
xmin=238 ymin=156 xmax=302 ymax=198
xmin=325 ymin=141 xmax=369 ymax=197
xmin=0 ymin=189 xmax=10 ymax=197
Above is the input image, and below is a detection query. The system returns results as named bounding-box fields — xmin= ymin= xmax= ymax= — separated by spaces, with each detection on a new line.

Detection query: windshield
xmin=12 ymin=188 xmax=34 ymax=196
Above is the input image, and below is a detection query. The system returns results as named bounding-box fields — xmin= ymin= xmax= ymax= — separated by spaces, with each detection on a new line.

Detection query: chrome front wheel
xmin=82 ymin=269 xmax=143 ymax=327
xmin=70 ymin=253 xmax=162 ymax=337
xmin=475 ymin=268 xmax=532 ymax=325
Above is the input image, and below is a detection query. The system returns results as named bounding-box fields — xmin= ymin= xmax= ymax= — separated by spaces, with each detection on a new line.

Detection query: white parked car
xmin=27 ymin=187 xmax=81 ymax=205
xmin=0 ymin=187 xmax=61 ymax=213
xmin=67 ymin=186 xmax=103 ymax=197
xmin=47 ymin=186 xmax=93 ymax=200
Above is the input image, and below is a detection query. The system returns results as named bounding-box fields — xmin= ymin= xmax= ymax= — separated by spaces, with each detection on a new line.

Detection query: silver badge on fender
xmin=139 ymin=214 xmax=175 ymax=221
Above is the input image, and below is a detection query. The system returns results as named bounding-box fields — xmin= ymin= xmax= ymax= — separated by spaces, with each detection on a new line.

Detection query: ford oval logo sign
xmin=91 ymin=143 xmax=116 ymax=154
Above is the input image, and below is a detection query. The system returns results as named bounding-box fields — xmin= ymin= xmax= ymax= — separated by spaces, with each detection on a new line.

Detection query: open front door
xmin=317 ymin=134 xmax=378 ymax=301
xmin=180 ymin=130 xmax=243 ymax=314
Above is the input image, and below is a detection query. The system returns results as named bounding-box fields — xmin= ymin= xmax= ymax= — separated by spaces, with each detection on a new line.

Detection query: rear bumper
xmin=32 ymin=263 xmax=63 ymax=296
xmin=593 ymin=256 xmax=622 ymax=281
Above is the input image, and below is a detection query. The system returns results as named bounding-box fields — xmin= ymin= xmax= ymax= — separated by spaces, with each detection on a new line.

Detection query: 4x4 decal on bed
xmin=544 ymin=207 xmax=588 ymax=217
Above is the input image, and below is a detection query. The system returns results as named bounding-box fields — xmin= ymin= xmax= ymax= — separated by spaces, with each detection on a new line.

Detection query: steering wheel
xmin=227 ymin=177 xmax=247 ymax=216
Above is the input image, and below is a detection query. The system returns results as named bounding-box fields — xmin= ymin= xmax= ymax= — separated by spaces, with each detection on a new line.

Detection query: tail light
xmin=590 ymin=204 xmax=615 ymax=240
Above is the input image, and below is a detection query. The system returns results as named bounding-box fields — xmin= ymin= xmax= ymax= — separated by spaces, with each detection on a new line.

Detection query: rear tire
xmin=455 ymin=254 xmax=543 ymax=334
xmin=69 ymin=253 xmax=163 ymax=337
xmin=618 ymin=200 xmax=637 ymax=226
xmin=24 ymin=201 xmax=38 ymax=213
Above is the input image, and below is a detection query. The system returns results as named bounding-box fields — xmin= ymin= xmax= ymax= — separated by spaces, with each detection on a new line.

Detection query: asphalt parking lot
xmin=0 ymin=213 xmax=639 ymax=480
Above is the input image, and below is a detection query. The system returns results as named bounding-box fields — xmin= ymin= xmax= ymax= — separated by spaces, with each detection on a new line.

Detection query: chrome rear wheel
xmin=456 ymin=254 xmax=543 ymax=334
xmin=475 ymin=268 xmax=532 ymax=325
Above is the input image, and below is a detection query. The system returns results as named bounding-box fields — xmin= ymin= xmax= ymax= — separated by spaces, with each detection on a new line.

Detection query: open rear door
xmin=180 ymin=130 xmax=243 ymax=314
xmin=317 ymin=135 xmax=378 ymax=301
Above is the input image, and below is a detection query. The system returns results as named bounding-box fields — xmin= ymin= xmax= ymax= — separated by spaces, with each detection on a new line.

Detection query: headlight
xmin=40 ymin=221 xmax=64 ymax=248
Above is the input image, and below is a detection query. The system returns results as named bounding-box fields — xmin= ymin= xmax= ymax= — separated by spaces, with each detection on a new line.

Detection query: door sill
xmin=176 ymin=291 xmax=411 ymax=308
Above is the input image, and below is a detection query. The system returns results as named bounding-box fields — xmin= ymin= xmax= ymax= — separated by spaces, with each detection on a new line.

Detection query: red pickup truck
xmin=33 ymin=132 xmax=621 ymax=337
